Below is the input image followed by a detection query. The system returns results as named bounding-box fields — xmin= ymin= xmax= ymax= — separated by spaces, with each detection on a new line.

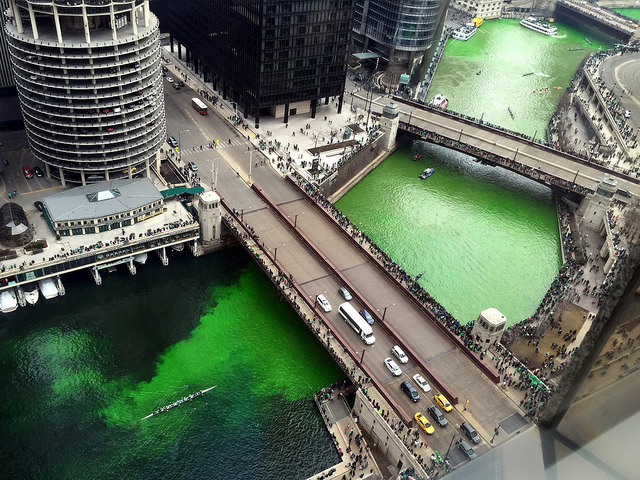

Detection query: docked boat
xmin=0 ymin=288 xmax=18 ymax=313
xmin=133 ymin=253 xmax=148 ymax=264
xmin=452 ymin=24 xmax=477 ymax=41
xmin=142 ymin=385 xmax=217 ymax=420
xmin=171 ymin=243 xmax=185 ymax=252
xmin=24 ymin=285 xmax=39 ymax=305
xmin=471 ymin=17 xmax=483 ymax=27
xmin=520 ymin=17 xmax=557 ymax=36
xmin=38 ymin=278 xmax=59 ymax=299
xmin=428 ymin=94 xmax=449 ymax=110
xmin=419 ymin=168 xmax=435 ymax=180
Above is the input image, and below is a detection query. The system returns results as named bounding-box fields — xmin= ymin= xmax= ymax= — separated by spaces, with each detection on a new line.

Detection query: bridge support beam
xmin=158 ymin=247 xmax=169 ymax=266
xmin=127 ymin=258 xmax=137 ymax=275
xmin=91 ymin=267 xmax=102 ymax=286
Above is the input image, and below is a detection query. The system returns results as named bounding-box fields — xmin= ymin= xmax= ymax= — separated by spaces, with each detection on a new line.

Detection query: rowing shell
xmin=141 ymin=385 xmax=217 ymax=420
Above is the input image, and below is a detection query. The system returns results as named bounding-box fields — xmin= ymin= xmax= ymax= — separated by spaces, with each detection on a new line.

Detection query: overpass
xmin=391 ymin=96 xmax=640 ymax=199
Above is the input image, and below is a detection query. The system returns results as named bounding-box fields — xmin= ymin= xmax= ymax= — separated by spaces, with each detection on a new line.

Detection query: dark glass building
xmin=168 ymin=0 xmax=354 ymax=127
xmin=352 ymin=0 xmax=450 ymax=86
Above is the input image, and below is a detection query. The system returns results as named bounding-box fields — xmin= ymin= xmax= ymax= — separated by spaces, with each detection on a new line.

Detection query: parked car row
xmin=22 ymin=166 xmax=44 ymax=179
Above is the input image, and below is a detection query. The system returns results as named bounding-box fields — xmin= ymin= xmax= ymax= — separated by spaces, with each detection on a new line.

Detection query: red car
xmin=23 ymin=166 xmax=34 ymax=178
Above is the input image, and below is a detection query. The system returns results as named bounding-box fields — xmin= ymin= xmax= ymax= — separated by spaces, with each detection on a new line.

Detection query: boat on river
xmin=38 ymin=278 xmax=58 ymax=299
xmin=419 ymin=168 xmax=435 ymax=180
xmin=520 ymin=17 xmax=557 ymax=36
xmin=452 ymin=24 xmax=477 ymax=41
xmin=428 ymin=94 xmax=449 ymax=110
xmin=0 ymin=288 xmax=18 ymax=313
xmin=133 ymin=253 xmax=148 ymax=264
xmin=141 ymin=385 xmax=217 ymax=420
xmin=24 ymin=285 xmax=39 ymax=305
xmin=413 ymin=153 xmax=422 ymax=161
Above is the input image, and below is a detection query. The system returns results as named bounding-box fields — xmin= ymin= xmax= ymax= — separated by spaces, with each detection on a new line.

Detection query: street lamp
xmin=179 ymin=129 xmax=189 ymax=164
xmin=291 ymin=212 xmax=303 ymax=228
xmin=379 ymin=303 xmax=395 ymax=321
xmin=408 ymin=109 xmax=414 ymax=126
xmin=231 ymin=102 xmax=238 ymax=122
xmin=358 ymin=348 xmax=366 ymax=363
xmin=248 ymin=150 xmax=253 ymax=185
xmin=273 ymin=243 xmax=285 ymax=261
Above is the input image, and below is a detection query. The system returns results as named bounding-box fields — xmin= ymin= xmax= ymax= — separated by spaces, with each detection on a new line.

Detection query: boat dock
xmin=0 ymin=194 xmax=199 ymax=308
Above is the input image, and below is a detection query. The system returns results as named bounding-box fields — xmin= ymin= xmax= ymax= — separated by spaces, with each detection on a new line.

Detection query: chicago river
xmin=0 ymin=16 xmax=617 ymax=479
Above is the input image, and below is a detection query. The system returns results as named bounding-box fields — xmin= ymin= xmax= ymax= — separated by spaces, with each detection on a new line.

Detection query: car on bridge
xmin=384 ymin=357 xmax=402 ymax=376
xmin=359 ymin=309 xmax=374 ymax=325
xmin=338 ymin=287 xmax=352 ymax=301
xmin=434 ymin=393 xmax=452 ymax=412
xmin=427 ymin=405 xmax=448 ymax=428
xmin=412 ymin=374 xmax=431 ymax=393
xmin=316 ymin=294 xmax=331 ymax=312
xmin=392 ymin=345 xmax=408 ymax=364
xmin=460 ymin=421 xmax=481 ymax=444
xmin=414 ymin=412 xmax=434 ymax=434
xmin=400 ymin=380 xmax=420 ymax=402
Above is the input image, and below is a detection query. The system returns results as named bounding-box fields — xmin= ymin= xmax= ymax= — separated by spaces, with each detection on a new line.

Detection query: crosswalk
xmin=169 ymin=137 xmax=246 ymax=157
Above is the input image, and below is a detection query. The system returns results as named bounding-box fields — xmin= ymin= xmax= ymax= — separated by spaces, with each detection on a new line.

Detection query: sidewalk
xmin=161 ymin=46 xmax=383 ymax=181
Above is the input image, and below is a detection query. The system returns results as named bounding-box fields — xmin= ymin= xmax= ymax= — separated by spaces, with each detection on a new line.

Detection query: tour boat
xmin=452 ymin=24 xmax=477 ymax=41
xmin=520 ymin=17 xmax=557 ymax=36
xmin=419 ymin=168 xmax=435 ymax=180
xmin=24 ymin=285 xmax=39 ymax=305
xmin=141 ymin=385 xmax=217 ymax=420
xmin=0 ymin=288 xmax=18 ymax=313
xmin=38 ymin=278 xmax=59 ymax=299
xmin=428 ymin=94 xmax=449 ymax=110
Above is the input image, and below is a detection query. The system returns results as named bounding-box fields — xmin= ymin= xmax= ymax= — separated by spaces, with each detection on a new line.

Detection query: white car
xmin=392 ymin=345 xmax=408 ymax=364
xmin=413 ymin=374 xmax=431 ymax=392
xmin=316 ymin=294 xmax=331 ymax=312
xmin=166 ymin=77 xmax=174 ymax=83
xmin=384 ymin=357 xmax=402 ymax=376
xmin=624 ymin=109 xmax=631 ymax=118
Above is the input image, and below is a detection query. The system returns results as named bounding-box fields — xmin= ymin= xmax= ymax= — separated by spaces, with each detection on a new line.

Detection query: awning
xmin=160 ymin=186 xmax=204 ymax=198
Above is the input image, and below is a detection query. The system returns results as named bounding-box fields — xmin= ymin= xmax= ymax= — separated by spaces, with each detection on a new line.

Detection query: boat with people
xmin=24 ymin=285 xmax=39 ymax=305
xmin=38 ymin=278 xmax=58 ymax=299
xmin=452 ymin=24 xmax=477 ymax=41
xmin=412 ymin=153 xmax=422 ymax=161
xmin=508 ymin=107 xmax=515 ymax=119
xmin=428 ymin=94 xmax=449 ymax=110
xmin=0 ymin=288 xmax=18 ymax=313
xmin=520 ymin=17 xmax=557 ymax=36
xmin=419 ymin=168 xmax=435 ymax=180
xmin=141 ymin=385 xmax=217 ymax=420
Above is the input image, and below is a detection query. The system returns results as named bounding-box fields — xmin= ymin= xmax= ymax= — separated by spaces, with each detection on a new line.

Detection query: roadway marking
xmin=297 ymin=273 xmax=334 ymax=286
xmin=422 ymin=346 xmax=457 ymax=363
xmin=340 ymin=262 xmax=369 ymax=273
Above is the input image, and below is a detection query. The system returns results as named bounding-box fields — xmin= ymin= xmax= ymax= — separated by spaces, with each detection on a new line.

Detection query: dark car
xmin=427 ymin=405 xmax=448 ymax=428
xmin=457 ymin=438 xmax=476 ymax=460
xmin=177 ymin=80 xmax=185 ymax=87
xmin=172 ymin=83 xmax=181 ymax=90
xmin=168 ymin=136 xmax=178 ymax=148
xmin=400 ymin=380 xmax=420 ymax=403
xmin=162 ymin=66 xmax=168 ymax=73
xmin=460 ymin=422 xmax=481 ymax=444
xmin=360 ymin=309 xmax=374 ymax=325
xmin=34 ymin=201 xmax=45 ymax=212
xmin=33 ymin=166 xmax=44 ymax=177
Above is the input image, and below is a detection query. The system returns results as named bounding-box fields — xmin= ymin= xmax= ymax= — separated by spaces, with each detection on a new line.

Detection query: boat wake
xmin=533 ymin=72 xmax=549 ymax=77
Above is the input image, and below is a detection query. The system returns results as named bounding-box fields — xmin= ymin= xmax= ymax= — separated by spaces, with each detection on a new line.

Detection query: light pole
xmin=359 ymin=348 xmax=366 ymax=363
xmin=231 ymin=102 xmax=238 ymax=122
xmin=408 ymin=109 xmax=414 ymax=126
xmin=531 ymin=130 xmax=537 ymax=144
xmin=273 ymin=243 xmax=285 ymax=261
xmin=289 ymin=212 xmax=303 ymax=227
xmin=248 ymin=150 xmax=252 ymax=185
xmin=379 ymin=303 xmax=395 ymax=321
xmin=179 ymin=129 xmax=189 ymax=163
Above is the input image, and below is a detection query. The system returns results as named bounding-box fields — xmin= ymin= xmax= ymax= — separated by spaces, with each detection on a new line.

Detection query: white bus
xmin=339 ymin=302 xmax=375 ymax=345
xmin=191 ymin=97 xmax=208 ymax=115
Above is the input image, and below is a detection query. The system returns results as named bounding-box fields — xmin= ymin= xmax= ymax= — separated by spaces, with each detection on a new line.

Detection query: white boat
xmin=141 ymin=385 xmax=217 ymax=420
xmin=38 ymin=278 xmax=59 ymax=299
xmin=419 ymin=168 xmax=435 ymax=180
xmin=452 ymin=24 xmax=477 ymax=41
xmin=24 ymin=285 xmax=39 ymax=305
xmin=171 ymin=243 xmax=185 ymax=252
xmin=133 ymin=253 xmax=148 ymax=264
xmin=428 ymin=93 xmax=449 ymax=110
xmin=520 ymin=17 xmax=557 ymax=36
xmin=0 ymin=288 xmax=18 ymax=313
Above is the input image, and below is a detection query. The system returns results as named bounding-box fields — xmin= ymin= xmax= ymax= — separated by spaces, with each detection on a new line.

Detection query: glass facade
xmin=168 ymin=0 xmax=354 ymax=125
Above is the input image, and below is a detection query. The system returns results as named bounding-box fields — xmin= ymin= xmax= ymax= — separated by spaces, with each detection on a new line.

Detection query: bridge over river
xmin=214 ymin=161 xmax=527 ymax=460
xmin=392 ymin=96 xmax=640 ymax=199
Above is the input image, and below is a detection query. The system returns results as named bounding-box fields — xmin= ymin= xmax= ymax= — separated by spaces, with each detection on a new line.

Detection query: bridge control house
xmin=42 ymin=178 xmax=165 ymax=237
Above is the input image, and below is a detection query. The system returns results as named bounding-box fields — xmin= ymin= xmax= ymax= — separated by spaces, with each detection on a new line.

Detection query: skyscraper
xmin=352 ymin=0 xmax=450 ymax=87
xmin=0 ymin=0 xmax=15 ymax=93
xmin=168 ymin=0 xmax=354 ymax=127
xmin=4 ymin=0 xmax=166 ymax=185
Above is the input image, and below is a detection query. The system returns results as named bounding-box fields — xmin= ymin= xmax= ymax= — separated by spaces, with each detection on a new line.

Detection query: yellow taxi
xmin=414 ymin=412 xmax=435 ymax=435
xmin=434 ymin=393 xmax=453 ymax=412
